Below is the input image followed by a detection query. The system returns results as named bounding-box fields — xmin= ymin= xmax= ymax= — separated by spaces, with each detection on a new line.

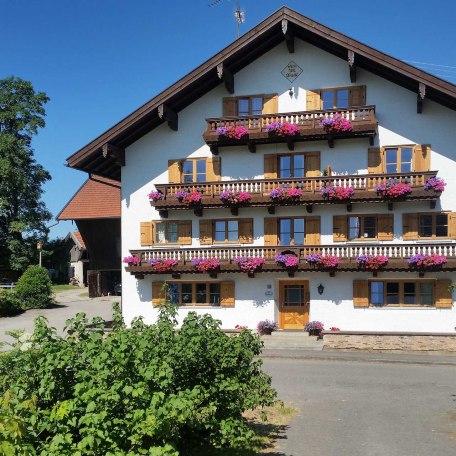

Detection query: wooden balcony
xmin=152 ymin=171 xmax=440 ymax=215
xmin=203 ymin=106 xmax=378 ymax=153
xmin=126 ymin=243 xmax=456 ymax=276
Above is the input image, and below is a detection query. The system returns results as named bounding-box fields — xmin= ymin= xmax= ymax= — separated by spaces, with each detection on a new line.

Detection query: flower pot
xmin=261 ymin=329 xmax=273 ymax=335
xmin=308 ymin=329 xmax=321 ymax=337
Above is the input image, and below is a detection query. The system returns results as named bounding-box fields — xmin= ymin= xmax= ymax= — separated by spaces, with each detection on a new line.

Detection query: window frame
xmin=320 ymin=87 xmax=350 ymax=109
xmin=236 ymin=95 xmax=264 ymax=116
xmin=213 ymin=219 xmax=239 ymax=244
xmin=154 ymin=221 xmax=179 ymax=245
xmin=277 ymin=153 xmax=306 ymax=178
xmin=182 ymin=158 xmax=206 ymax=183
xmin=348 ymin=215 xmax=378 ymax=241
xmin=417 ymin=212 xmax=449 ymax=239
xmin=384 ymin=146 xmax=414 ymax=173
xmin=369 ymin=280 xmax=435 ymax=308
xmin=167 ymin=281 xmax=222 ymax=307
xmin=278 ymin=217 xmax=306 ymax=246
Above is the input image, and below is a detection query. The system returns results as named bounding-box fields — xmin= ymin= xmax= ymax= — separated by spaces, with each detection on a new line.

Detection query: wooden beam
xmin=248 ymin=142 xmax=256 ymax=153
xmin=158 ymin=104 xmax=178 ymax=131
xmin=348 ymin=50 xmax=356 ymax=83
xmin=216 ymin=63 xmax=234 ymax=94
xmin=282 ymin=19 xmax=294 ymax=53
xmin=417 ymin=83 xmax=426 ymax=114
xmin=102 ymin=143 xmax=125 ymax=166
xmin=210 ymin=145 xmax=219 ymax=155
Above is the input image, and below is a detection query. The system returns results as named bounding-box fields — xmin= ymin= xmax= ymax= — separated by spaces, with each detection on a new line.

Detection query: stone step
xmin=261 ymin=334 xmax=324 ymax=350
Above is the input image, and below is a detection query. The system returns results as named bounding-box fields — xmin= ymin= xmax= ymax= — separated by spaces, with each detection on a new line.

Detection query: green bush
xmin=15 ymin=265 xmax=53 ymax=309
xmin=0 ymin=303 xmax=276 ymax=455
xmin=0 ymin=290 xmax=23 ymax=316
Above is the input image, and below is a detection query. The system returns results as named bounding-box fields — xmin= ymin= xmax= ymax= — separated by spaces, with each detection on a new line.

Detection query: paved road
xmin=0 ymin=288 xmax=118 ymax=348
xmin=262 ymin=357 xmax=456 ymax=456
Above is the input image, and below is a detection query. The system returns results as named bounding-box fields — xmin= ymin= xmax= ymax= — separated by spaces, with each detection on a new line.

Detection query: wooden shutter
xmin=449 ymin=212 xmax=456 ymax=239
xmin=349 ymin=85 xmax=366 ymax=107
xmin=222 ymin=97 xmax=237 ymax=116
xmin=402 ymin=214 xmax=418 ymax=240
xmin=368 ymin=148 xmax=384 ymax=174
xmin=305 ymin=217 xmax=321 ymax=245
xmin=377 ymin=214 xmax=394 ymax=241
xmin=152 ymin=281 xmax=165 ymax=307
xmin=306 ymin=89 xmax=321 ymax=110
xmin=140 ymin=222 xmax=153 ymax=246
xmin=435 ymin=280 xmax=453 ymax=309
xmin=168 ymin=159 xmax=181 ymax=183
xmin=413 ymin=144 xmax=431 ymax=172
xmin=262 ymin=94 xmax=278 ymax=114
xmin=333 ymin=216 xmax=348 ymax=242
xmin=264 ymin=154 xmax=277 ymax=179
xmin=206 ymin=157 xmax=221 ymax=181
xmin=353 ymin=280 xmax=369 ymax=308
xmin=305 ymin=152 xmax=321 ymax=177
xmin=199 ymin=220 xmax=213 ymax=245
xmin=220 ymin=282 xmax=235 ymax=307
xmin=177 ymin=221 xmax=192 ymax=245
xmin=238 ymin=219 xmax=253 ymax=244
xmin=264 ymin=218 xmax=278 ymax=246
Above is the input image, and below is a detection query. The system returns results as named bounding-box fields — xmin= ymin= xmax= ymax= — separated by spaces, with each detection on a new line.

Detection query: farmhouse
xmin=65 ymin=7 xmax=456 ymax=331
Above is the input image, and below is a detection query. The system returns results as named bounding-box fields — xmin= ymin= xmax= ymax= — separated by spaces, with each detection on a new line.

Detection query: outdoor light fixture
xmin=317 ymin=283 xmax=324 ymax=295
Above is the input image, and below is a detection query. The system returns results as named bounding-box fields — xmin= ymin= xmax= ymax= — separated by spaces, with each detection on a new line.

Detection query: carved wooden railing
xmin=127 ymin=243 xmax=456 ymax=274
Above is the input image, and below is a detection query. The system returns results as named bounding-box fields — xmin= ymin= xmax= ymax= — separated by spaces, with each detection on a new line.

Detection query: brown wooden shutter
xmin=413 ymin=144 xmax=431 ymax=172
xmin=435 ymin=280 xmax=453 ymax=308
xmin=220 ymin=281 xmax=235 ymax=307
xmin=264 ymin=218 xmax=278 ymax=246
xmin=177 ymin=221 xmax=192 ymax=245
xmin=206 ymin=156 xmax=221 ymax=181
xmin=449 ymin=212 xmax=456 ymax=239
xmin=152 ymin=281 xmax=165 ymax=307
xmin=222 ymin=97 xmax=237 ymax=116
xmin=305 ymin=217 xmax=321 ymax=245
xmin=199 ymin=220 xmax=213 ymax=245
xmin=402 ymin=214 xmax=418 ymax=240
xmin=264 ymin=154 xmax=277 ymax=179
xmin=140 ymin=222 xmax=153 ymax=246
xmin=238 ymin=219 xmax=253 ymax=244
xmin=305 ymin=152 xmax=321 ymax=177
xmin=368 ymin=148 xmax=384 ymax=174
xmin=349 ymin=85 xmax=366 ymax=107
xmin=306 ymin=89 xmax=321 ymax=110
xmin=377 ymin=214 xmax=394 ymax=241
xmin=168 ymin=159 xmax=181 ymax=183
xmin=262 ymin=94 xmax=278 ymax=114
xmin=333 ymin=216 xmax=348 ymax=242
xmin=353 ymin=280 xmax=369 ymax=308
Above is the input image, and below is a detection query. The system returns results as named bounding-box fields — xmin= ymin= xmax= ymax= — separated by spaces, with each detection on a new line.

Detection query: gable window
xmin=182 ymin=159 xmax=206 ymax=183
xmin=214 ymin=220 xmax=239 ymax=243
xmin=237 ymin=96 xmax=263 ymax=116
xmin=279 ymin=218 xmax=305 ymax=246
xmin=369 ymin=281 xmax=434 ymax=307
xmin=155 ymin=222 xmax=178 ymax=244
xmin=278 ymin=154 xmax=305 ymax=178
xmin=321 ymin=88 xmax=349 ymax=109
xmin=348 ymin=216 xmax=377 ymax=240
xmin=418 ymin=214 xmax=448 ymax=238
xmin=385 ymin=147 xmax=413 ymax=173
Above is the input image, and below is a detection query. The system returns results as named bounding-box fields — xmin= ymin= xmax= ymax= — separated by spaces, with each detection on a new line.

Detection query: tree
xmin=0 ymin=76 xmax=51 ymax=271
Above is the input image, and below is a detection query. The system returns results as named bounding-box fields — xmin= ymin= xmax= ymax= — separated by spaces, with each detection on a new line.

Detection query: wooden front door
xmin=279 ymin=281 xmax=310 ymax=329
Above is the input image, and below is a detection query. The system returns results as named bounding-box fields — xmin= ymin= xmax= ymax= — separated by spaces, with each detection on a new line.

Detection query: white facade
xmin=120 ymin=39 xmax=456 ymax=332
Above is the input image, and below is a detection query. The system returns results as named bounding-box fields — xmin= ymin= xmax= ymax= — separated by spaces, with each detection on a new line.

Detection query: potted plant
xmin=304 ymin=321 xmax=325 ymax=337
xmin=123 ymin=256 xmax=140 ymax=266
xmin=192 ymin=258 xmax=220 ymax=277
xmin=424 ymin=176 xmax=446 ymax=193
xmin=320 ymin=185 xmax=354 ymax=202
xmin=257 ymin=319 xmax=278 ymax=335
xmin=219 ymin=189 xmax=252 ymax=213
xmin=407 ymin=254 xmax=447 ymax=270
xmin=216 ymin=125 xmax=249 ymax=140
xmin=175 ymin=190 xmax=203 ymax=207
xmin=149 ymin=258 xmax=179 ymax=273
xmin=148 ymin=191 xmax=163 ymax=202
xmin=264 ymin=121 xmax=299 ymax=137
xmin=269 ymin=187 xmax=303 ymax=203
xmin=375 ymin=180 xmax=412 ymax=200
xmin=275 ymin=253 xmax=299 ymax=276
xmin=356 ymin=255 xmax=389 ymax=271
xmin=234 ymin=256 xmax=266 ymax=277
xmin=320 ymin=114 xmax=353 ymax=133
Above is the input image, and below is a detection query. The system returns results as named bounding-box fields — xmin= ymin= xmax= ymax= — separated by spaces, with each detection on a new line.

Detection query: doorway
xmin=279 ymin=281 xmax=310 ymax=329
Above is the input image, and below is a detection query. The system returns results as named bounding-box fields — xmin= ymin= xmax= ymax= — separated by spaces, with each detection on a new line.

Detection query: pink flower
xmin=216 ymin=125 xmax=249 ymax=140
xmin=234 ymin=256 xmax=265 ymax=273
xmin=149 ymin=258 xmax=178 ymax=272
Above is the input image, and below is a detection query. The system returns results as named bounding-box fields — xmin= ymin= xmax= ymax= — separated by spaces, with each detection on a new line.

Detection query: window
xmin=348 ymin=216 xmax=377 ymax=240
xmin=369 ymin=281 xmax=434 ymax=307
xmin=182 ymin=159 xmax=206 ymax=183
xmin=168 ymin=282 xmax=222 ymax=306
xmin=237 ymin=96 xmax=263 ymax=116
xmin=278 ymin=154 xmax=305 ymax=178
xmin=214 ymin=220 xmax=239 ymax=243
xmin=279 ymin=218 xmax=305 ymax=246
xmin=155 ymin=222 xmax=179 ymax=244
xmin=418 ymin=213 xmax=448 ymax=238
xmin=321 ymin=88 xmax=349 ymax=109
xmin=385 ymin=147 xmax=413 ymax=173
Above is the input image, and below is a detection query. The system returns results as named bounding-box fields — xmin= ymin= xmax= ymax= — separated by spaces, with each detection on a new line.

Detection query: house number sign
xmin=281 ymin=61 xmax=303 ymax=83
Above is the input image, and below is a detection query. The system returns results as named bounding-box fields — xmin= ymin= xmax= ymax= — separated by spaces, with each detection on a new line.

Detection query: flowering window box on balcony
xmin=125 ymin=243 xmax=456 ymax=277
xmin=203 ymin=106 xmax=378 ymax=153
xmin=152 ymin=171 xmax=441 ymax=215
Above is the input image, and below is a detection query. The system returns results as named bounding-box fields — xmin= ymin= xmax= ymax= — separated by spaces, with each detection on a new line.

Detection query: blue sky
xmin=2 ymin=0 xmax=456 ymax=239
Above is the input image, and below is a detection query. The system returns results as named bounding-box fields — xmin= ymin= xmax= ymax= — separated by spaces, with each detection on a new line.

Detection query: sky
xmin=2 ymin=0 xmax=456 ymax=240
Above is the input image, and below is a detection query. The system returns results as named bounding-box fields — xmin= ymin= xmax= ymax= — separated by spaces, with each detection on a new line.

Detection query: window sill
xmin=368 ymin=306 xmax=436 ymax=310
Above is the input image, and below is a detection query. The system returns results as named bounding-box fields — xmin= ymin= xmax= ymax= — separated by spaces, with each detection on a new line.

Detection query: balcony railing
xmin=203 ymin=106 xmax=378 ymax=152
xmin=152 ymin=171 xmax=440 ymax=214
xmin=126 ymin=243 xmax=456 ymax=275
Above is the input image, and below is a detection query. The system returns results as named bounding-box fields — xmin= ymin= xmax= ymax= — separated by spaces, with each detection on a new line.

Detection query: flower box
xmin=424 ymin=177 xmax=446 ymax=192
xmin=269 ymin=187 xmax=303 ymax=203
xmin=275 ymin=253 xmax=299 ymax=270
xmin=257 ymin=319 xmax=278 ymax=335
xmin=219 ymin=189 xmax=252 ymax=207
xmin=149 ymin=258 xmax=179 ymax=272
xmin=234 ymin=256 xmax=266 ymax=275
xmin=320 ymin=114 xmax=353 ymax=133
xmin=148 ymin=191 xmax=163 ymax=202
xmin=191 ymin=258 xmax=220 ymax=274
xmin=175 ymin=190 xmax=203 ymax=207
xmin=264 ymin=121 xmax=299 ymax=137
xmin=407 ymin=254 xmax=447 ymax=270
xmin=320 ymin=185 xmax=354 ymax=202
xmin=305 ymin=253 xmax=340 ymax=270
xmin=356 ymin=255 xmax=389 ymax=271
xmin=216 ymin=125 xmax=249 ymax=140
xmin=375 ymin=180 xmax=412 ymax=200
xmin=123 ymin=256 xmax=140 ymax=266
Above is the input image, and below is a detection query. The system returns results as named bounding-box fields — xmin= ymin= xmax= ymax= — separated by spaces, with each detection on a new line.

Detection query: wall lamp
xmin=317 ymin=284 xmax=325 ymax=295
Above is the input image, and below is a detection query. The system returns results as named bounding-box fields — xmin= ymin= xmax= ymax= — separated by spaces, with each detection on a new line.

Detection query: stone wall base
xmin=323 ymin=332 xmax=456 ymax=352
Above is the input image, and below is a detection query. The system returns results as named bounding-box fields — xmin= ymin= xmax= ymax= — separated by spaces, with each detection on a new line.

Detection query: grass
xmin=79 ymin=292 xmax=89 ymax=298
xmin=52 ymin=284 xmax=80 ymax=292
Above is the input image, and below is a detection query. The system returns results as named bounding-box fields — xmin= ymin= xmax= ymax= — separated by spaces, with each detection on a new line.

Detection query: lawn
xmin=51 ymin=284 xmax=80 ymax=292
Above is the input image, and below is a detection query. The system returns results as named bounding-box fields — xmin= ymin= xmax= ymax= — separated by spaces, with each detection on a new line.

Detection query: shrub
xmin=0 ymin=290 xmax=23 ymax=317
xmin=15 ymin=265 xmax=54 ymax=309
xmin=0 ymin=302 xmax=276 ymax=454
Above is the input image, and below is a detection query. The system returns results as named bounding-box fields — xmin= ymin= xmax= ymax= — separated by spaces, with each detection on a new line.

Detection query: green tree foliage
xmin=0 ymin=290 xmax=23 ymax=316
xmin=0 ymin=76 xmax=51 ymax=271
xmin=15 ymin=265 xmax=54 ymax=309
xmin=0 ymin=303 xmax=276 ymax=455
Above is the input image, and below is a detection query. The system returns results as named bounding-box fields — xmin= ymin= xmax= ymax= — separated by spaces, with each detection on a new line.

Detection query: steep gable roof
xmin=65 ymin=231 xmax=87 ymax=250
xmin=57 ymin=175 xmax=121 ymax=220
xmin=66 ymin=6 xmax=456 ymax=181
